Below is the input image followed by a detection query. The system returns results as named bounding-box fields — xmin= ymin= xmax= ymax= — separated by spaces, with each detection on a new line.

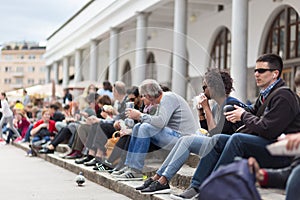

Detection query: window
xmin=210 ymin=28 xmax=231 ymax=70
xmin=16 ymin=67 xmax=23 ymax=72
xmin=27 ymin=79 xmax=34 ymax=84
xmin=28 ymin=66 xmax=35 ymax=72
xmin=28 ymin=55 xmax=36 ymax=60
xmin=15 ymin=78 xmax=23 ymax=84
xmin=145 ymin=52 xmax=157 ymax=79
xmin=264 ymin=7 xmax=300 ymax=59
xmin=121 ymin=60 xmax=132 ymax=87
xmin=263 ymin=6 xmax=300 ymax=92
xmin=4 ymin=78 xmax=11 ymax=84
xmin=39 ymin=67 xmax=46 ymax=72
xmin=5 ymin=66 xmax=12 ymax=72
xmin=5 ymin=55 xmax=12 ymax=60
xmin=39 ymin=79 xmax=45 ymax=84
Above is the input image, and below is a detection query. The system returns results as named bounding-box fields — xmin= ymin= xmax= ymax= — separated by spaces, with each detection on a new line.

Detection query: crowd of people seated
xmin=2 ymin=53 xmax=300 ymax=200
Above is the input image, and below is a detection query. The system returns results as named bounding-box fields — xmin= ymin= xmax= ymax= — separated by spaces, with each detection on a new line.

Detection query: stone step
xmin=14 ymin=142 xmax=285 ymax=200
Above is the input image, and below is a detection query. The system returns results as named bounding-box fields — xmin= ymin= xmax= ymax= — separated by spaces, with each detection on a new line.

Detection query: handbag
xmin=105 ymin=131 xmax=120 ymax=158
xmin=36 ymin=128 xmax=51 ymax=138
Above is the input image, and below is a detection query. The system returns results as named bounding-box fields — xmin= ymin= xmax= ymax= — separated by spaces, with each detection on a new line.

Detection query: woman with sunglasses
xmin=136 ymin=69 xmax=247 ymax=195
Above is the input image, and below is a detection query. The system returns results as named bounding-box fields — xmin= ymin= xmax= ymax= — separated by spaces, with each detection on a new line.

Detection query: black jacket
xmin=241 ymin=79 xmax=300 ymax=140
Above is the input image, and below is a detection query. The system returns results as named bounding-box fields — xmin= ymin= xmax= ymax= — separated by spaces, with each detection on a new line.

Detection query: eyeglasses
xmin=202 ymin=85 xmax=208 ymax=91
xmin=254 ymin=68 xmax=276 ymax=74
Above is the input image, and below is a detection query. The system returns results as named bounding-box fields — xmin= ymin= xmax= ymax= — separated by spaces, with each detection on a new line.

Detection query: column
xmin=45 ymin=65 xmax=51 ymax=84
xmin=109 ymin=28 xmax=120 ymax=83
xmin=90 ymin=40 xmax=98 ymax=81
xmin=74 ymin=49 xmax=82 ymax=83
xmin=53 ymin=61 xmax=59 ymax=84
xmin=133 ymin=12 xmax=149 ymax=86
xmin=171 ymin=0 xmax=188 ymax=98
xmin=62 ymin=56 xmax=69 ymax=88
xmin=231 ymin=0 xmax=248 ymax=102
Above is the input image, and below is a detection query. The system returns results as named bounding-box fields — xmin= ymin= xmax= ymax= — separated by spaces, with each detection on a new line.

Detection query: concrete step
xmin=14 ymin=142 xmax=285 ymax=200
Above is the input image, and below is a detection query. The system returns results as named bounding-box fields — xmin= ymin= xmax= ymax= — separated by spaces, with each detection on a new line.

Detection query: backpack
xmin=197 ymin=159 xmax=261 ymax=200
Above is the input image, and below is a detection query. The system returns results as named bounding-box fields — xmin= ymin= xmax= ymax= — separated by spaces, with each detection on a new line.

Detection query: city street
xmin=0 ymin=144 xmax=131 ymax=200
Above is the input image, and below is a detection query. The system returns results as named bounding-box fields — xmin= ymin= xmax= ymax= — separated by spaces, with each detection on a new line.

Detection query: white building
xmin=44 ymin=0 xmax=300 ymax=102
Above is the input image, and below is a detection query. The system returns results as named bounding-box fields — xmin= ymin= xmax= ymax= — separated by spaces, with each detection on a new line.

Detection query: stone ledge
xmin=14 ymin=142 xmax=285 ymax=200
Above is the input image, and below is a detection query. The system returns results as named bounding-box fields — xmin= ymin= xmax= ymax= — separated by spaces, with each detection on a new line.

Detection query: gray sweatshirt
xmin=141 ymin=92 xmax=199 ymax=136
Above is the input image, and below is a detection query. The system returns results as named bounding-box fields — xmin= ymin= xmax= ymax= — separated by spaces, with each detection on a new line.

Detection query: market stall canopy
xmin=67 ymin=80 xmax=100 ymax=89
xmin=6 ymin=83 xmax=64 ymax=101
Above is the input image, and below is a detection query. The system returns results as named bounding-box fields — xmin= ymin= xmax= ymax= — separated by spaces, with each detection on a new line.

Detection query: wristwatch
xmin=139 ymin=114 xmax=147 ymax=122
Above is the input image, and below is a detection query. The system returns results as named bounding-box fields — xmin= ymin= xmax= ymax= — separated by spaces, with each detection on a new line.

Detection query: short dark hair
xmin=103 ymin=80 xmax=112 ymax=92
xmin=127 ymin=86 xmax=139 ymax=97
xmin=50 ymin=103 xmax=59 ymax=110
xmin=256 ymin=53 xmax=283 ymax=77
xmin=205 ymin=69 xmax=233 ymax=97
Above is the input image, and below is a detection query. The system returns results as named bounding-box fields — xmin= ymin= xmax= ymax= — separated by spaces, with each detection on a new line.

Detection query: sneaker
xmin=170 ymin=187 xmax=198 ymax=200
xmin=26 ymin=149 xmax=37 ymax=157
xmin=13 ymin=136 xmax=23 ymax=143
xmin=135 ymin=178 xmax=154 ymax=190
xmin=111 ymin=166 xmax=129 ymax=177
xmin=115 ymin=168 xmax=143 ymax=181
xmin=140 ymin=181 xmax=171 ymax=194
xmin=75 ymin=155 xmax=94 ymax=164
xmin=93 ymin=163 xmax=113 ymax=171
xmin=65 ymin=150 xmax=82 ymax=159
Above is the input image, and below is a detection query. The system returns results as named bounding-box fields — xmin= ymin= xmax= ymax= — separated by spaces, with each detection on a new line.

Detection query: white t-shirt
xmin=0 ymin=99 xmax=13 ymax=117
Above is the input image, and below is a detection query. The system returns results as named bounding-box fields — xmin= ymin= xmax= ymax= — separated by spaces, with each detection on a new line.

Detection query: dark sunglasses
xmin=254 ymin=68 xmax=276 ymax=74
xmin=202 ymin=85 xmax=208 ymax=91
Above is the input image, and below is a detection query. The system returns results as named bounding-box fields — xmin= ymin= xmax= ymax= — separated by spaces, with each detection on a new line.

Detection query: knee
xmin=228 ymin=133 xmax=244 ymax=144
xmin=138 ymin=123 xmax=156 ymax=136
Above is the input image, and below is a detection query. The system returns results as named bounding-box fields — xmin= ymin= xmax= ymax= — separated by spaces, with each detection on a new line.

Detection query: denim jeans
xmin=156 ymin=134 xmax=211 ymax=181
xmin=191 ymin=133 xmax=293 ymax=189
xmin=0 ymin=116 xmax=20 ymax=138
xmin=24 ymin=124 xmax=33 ymax=142
xmin=286 ymin=164 xmax=300 ymax=200
xmin=125 ymin=123 xmax=181 ymax=171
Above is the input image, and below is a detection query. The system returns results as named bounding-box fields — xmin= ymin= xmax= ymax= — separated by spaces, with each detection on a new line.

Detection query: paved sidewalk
xmin=0 ymin=144 xmax=131 ymax=200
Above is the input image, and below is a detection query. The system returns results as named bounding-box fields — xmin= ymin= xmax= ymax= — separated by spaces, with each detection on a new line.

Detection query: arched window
xmin=264 ymin=7 xmax=300 ymax=89
xmin=210 ymin=28 xmax=231 ymax=70
xmin=121 ymin=60 xmax=131 ymax=87
xmin=145 ymin=52 xmax=157 ymax=79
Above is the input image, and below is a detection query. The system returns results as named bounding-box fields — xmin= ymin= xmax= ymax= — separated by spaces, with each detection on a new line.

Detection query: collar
xmin=260 ymin=78 xmax=281 ymax=99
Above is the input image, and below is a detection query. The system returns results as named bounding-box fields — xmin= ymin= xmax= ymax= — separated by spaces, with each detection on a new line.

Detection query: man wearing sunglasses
xmin=171 ymin=53 xmax=300 ymax=200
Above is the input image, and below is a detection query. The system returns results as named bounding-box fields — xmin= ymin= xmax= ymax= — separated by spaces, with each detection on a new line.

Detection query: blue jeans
xmin=125 ymin=123 xmax=181 ymax=171
xmin=156 ymin=134 xmax=211 ymax=181
xmin=191 ymin=133 xmax=293 ymax=188
xmin=286 ymin=164 xmax=300 ymax=200
xmin=24 ymin=124 xmax=33 ymax=142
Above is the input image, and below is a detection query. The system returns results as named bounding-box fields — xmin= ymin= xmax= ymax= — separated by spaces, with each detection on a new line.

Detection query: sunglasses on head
xmin=254 ymin=68 xmax=276 ymax=74
xmin=202 ymin=85 xmax=208 ymax=91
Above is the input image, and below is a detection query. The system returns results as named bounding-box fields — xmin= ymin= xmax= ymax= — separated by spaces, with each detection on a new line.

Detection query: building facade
xmin=44 ymin=0 xmax=300 ymax=103
xmin=0 ymin=42 xmax=47 ymax=92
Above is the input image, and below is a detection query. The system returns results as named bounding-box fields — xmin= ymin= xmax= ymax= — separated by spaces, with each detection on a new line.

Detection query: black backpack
xmin=198 ymin=159 xmax=261 ymax=200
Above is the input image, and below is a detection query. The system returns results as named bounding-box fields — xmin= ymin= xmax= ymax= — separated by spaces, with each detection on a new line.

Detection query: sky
xmin=0 ymin=0 xmax=90 ymax=46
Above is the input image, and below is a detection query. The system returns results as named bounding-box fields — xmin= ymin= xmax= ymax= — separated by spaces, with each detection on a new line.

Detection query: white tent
xmin=6 ymin=83 xmax=64 ymax=102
